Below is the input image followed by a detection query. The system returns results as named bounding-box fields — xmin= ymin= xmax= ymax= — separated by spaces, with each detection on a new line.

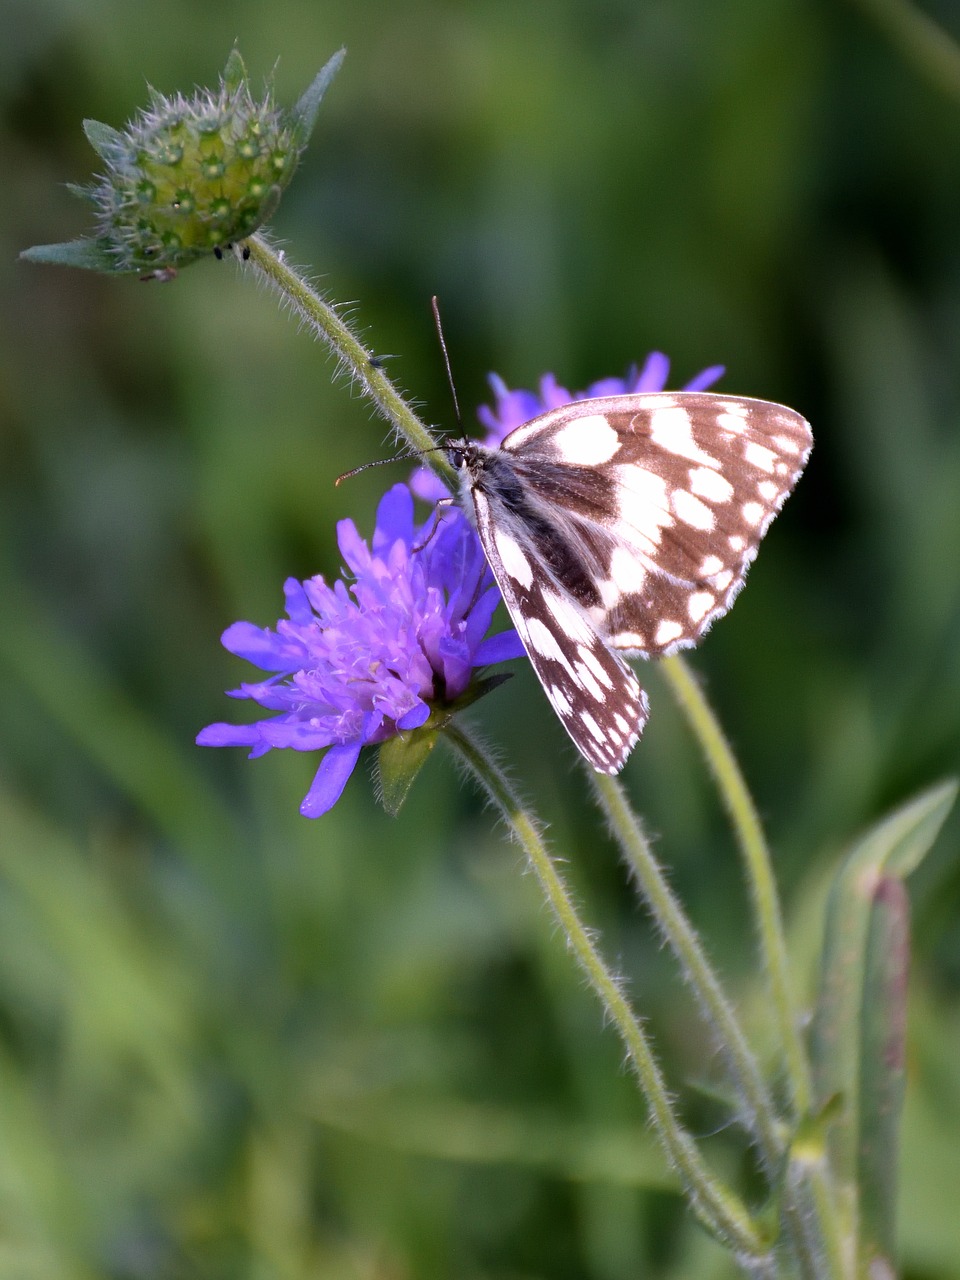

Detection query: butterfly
xmin=447 ymin=390 xmax=812 ymax=773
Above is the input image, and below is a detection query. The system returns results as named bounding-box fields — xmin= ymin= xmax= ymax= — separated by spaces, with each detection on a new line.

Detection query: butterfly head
xmin=446 ymin=436 xmax=493 ymax=483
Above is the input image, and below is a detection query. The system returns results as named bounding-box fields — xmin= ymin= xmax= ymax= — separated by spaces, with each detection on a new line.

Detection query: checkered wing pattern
xmin=454 ymin=390 xmax=812 ymax=772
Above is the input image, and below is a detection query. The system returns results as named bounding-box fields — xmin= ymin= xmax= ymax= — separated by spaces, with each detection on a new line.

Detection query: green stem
xmin=243 ymin=233 xmax=455 ymax=486
xmin=661 ymin=659 xmax=853 ymax=1277
xmin=446 ymin=721 xmax=772 ymax=1266
xmin=848 ymin=0 xmax=960 ymax=103
xmin=588 ymin=771 xmax=784 ymax=1175
xmin=659 ymin=656 xmax=812 ymax=1118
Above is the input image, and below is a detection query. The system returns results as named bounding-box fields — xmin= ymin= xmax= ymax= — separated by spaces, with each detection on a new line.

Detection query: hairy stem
xmin=243 ymin=233 xmax=455 ymax=485
xmin=660 ymin=656 xmax=811 ymax=1117
xmin=588 ymin=770 xmax=784 ymax=1173
xmin=446 ymin=721 xmax=772 ymax=1266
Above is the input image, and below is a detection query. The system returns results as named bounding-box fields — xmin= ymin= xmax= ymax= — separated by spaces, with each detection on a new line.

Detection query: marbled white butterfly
xmin=448 ymin=391 xmax=812 ymax=774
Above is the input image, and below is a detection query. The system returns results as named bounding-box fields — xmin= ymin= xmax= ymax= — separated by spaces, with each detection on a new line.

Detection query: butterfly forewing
xmin=501 ymin=393 xmax=812 ymax=656
xmin=454 ymin=389 xmax=811 ymax=773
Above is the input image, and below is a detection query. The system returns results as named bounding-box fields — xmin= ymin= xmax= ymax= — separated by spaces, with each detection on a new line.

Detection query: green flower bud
xmin=22 ymin=47 xmax=344 ymax=278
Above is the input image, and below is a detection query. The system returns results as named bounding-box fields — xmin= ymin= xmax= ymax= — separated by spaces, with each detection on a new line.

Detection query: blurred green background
xmin=3 ymin=0 xmax=960 ymax=1276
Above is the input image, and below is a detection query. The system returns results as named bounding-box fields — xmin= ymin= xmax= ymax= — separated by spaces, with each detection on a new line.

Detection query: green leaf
xmin=288 ymin=48 xmax=346 ymax=148
xmin=222 ymin=46 xmax=248 ymax=94
xmin=809 ymin=780 xmax=958 ymax=1262
xmin=19 ymin=239 xmax=125 ymax=273
xmin=858 ymin=874 xmax=909 ymax=1270
xmin=377 ymin=728 xmax=439 ymax=818
xmin=82 ymin=118 xmax=124 ymax=162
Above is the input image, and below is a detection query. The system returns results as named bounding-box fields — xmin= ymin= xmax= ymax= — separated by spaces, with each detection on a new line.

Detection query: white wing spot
xmin=688 ymin=591 xmax=715 ymax=623
xmin=548 ymin=684 xmax=573 ymax=716
xmin=713 ymin=569 xmax=734 ymax=591
xmin=608 ymin=544 xmax=647 ymax=593
xmin=552 ymin=414 xmax=622 ymax=465
xmin=494 ymin=528 xmax=534 ymax=589
xmin=574 ymin=661 xmax=605 ymax=701
xmin=579 ymin=711 xmax=607 ymax=744
xmin=672 ymin=489 xmax=715 ymax=531
xmin=729 ymin=534 xmax=747 ymax=552
xmin=742 ymin=502 xmax=765 ymax=527
xmin=773 ymin=433 xmax=802 ymax=455
xmin=744 ymin=441 xmax=777 ymax=473
xmin=611 ymin=630 xmax=647 ymax=651
xmin=614 ymin=712 xmax=631 ymax=734
xmin=718 ymin=411 xmax=748 ymax=434
xmin=700 ymin=554 xmax=724 ymax=576
xmin=542 ymin=589 xmax=594 ymax=645
xmin=526 ymin=617 xmax=572 ymax=669
xmin=577 ymin=644 xmax=615 ymax=689
xmin=758 ymin=479 xmax=779 ymax=502
xmin=614 ymin=467 xmax=671 ymax=547
xmin=648 ymin=405 xmax=720 ymax=467
xmin=655 ymin=619 xmax=683 ymax=647
xmin=689 ymin=466 xmax=734 ymax=504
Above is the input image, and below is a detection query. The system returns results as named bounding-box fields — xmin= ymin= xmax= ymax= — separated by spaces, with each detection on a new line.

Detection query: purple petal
xmin=397 ymin=701 xmax=431 ymax=731
xmin=463 ymin=585 xmax=502 ymax=649
xmin=372 ymin=484 xmax=415 ymax=553
xmin=196 ymin=722 xmax=261 ymax=748
xmin=258 ymin=720 xmax=338 ymax=751
xmin=227 ymin=677 xmax=287 ymax=705
xmin=221 ymin=621 xmax=300 ymax=670
xmin=335 ymin=516 xmax=369 ymax=576
xmin=410 ymin=465 xmax=450 ymax=503
xmin=284 ymin=577 xmax=314 ymax=624
xmin=684 ymin=364 xmax=725 ymax=391
xmin=474 ymin=630 xmax=526 ymax=665
xmin=634 ymin=351 xmax=670 ymax=392
xmin=300 ymin=742 xmax=363 ymax=818
xmin=538 ymin=373 xmax=572 ymax=409
xmin=584 ymin=376 xmax=630 ymax=398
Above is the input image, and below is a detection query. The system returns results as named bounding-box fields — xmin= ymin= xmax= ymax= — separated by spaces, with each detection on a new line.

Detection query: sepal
xmin=376 ymin=674 xmax=512 ymax=817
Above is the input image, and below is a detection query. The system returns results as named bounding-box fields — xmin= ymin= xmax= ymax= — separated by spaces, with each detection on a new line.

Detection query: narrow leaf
xmin=809 ymin=781 xmax=957 ymax=1239
xmin=858 ymin=875 xmax=909 ymax=1271
xmin=288 ymin=48 xmax=346 ymax=147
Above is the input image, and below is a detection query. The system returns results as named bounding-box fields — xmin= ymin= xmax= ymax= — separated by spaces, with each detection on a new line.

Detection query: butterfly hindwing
xmin=471 ymin=485 xmax=648 ymax=774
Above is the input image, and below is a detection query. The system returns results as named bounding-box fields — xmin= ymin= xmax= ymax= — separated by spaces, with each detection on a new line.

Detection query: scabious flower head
xmin=21 ymin=47 xmax=344 ymax=277
xmin=197 ymin=484 xmax=523 ymax=817
xmin=411 ymin=351 xmax=725 ymax=501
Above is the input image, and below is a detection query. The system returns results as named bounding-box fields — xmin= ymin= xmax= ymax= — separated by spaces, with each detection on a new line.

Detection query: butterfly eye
xmin=447 ymin=445 xmax=465 ymax=470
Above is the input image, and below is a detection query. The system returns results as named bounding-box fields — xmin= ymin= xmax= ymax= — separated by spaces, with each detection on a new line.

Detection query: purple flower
xmin=197 ymin=484 xmax=524 ymax=817
xmin=411 ymin=352 xmax=725 ymax=501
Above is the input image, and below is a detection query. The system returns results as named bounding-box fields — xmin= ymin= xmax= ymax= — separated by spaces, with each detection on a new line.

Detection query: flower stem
xmin=659 ymin=655 xmax=812 ymax=1118
xmin=243 ymin=232 xmax=456 ymax=486
xmin=445 ymin=721 xmax=773 ymax=1266
xmin=587 ymin=770 xmax=784 ymax=1175
xmin=847 ymin=0 xmax=960 ymax=103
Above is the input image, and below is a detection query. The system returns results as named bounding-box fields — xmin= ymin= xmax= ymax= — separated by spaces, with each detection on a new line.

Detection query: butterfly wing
xmin=501 ymin=391 xmax=812 ymax=656
xmin=469 ymin=478 xmax=649 ymax=774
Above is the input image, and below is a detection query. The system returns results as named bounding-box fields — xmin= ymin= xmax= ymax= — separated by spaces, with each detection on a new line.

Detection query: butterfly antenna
xmin=336 ymin=454 xmax=411 ymax=486
xmin=336 ymin=446 xmax=448 ymax=486
xmin=431 ymin=295 xmax=462 ymax=432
